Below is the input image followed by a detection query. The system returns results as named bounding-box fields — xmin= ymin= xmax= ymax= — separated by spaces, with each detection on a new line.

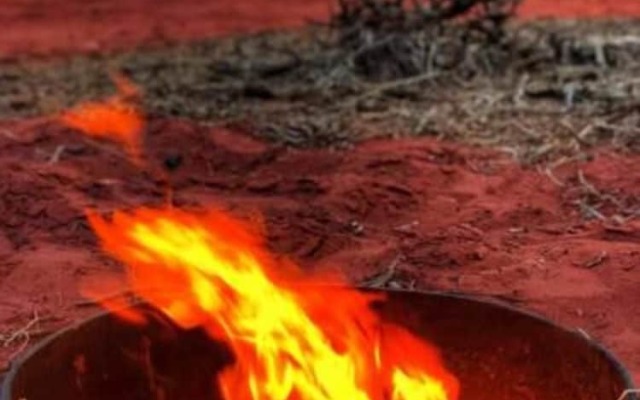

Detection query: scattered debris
xmin=359 ymin=254 xmax=402 ymax=288
xmin=48 ymin=145 xmax=66 ymax=164
xmin=576 ymin=251 xmax=609 ymax=269
xmin=0 ymin=311 xmax=48 ymax=361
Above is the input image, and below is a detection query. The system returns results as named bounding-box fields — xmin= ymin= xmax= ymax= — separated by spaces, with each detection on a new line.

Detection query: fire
xmin=86 ymin=207 xmax=459 ymax=400
xmin=58 ymin=72 xmax=144 ymax=161
xmin=67 ymin=70 xmax=459 ymax=400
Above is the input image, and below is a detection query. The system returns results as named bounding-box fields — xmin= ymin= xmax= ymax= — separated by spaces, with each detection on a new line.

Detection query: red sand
xmin=2 ymin=0 xmax=640 ymax=59
xmin=0 ymin=117 xmax=638 ymax=383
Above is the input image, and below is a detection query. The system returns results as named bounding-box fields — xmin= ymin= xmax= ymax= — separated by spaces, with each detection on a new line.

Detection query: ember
xmin=60 ymin=77 xmax=460 ymax=400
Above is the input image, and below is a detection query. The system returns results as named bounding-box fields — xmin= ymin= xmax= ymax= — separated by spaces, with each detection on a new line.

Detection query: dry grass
xmin=2 ymin=12 xmax=640 ymax=163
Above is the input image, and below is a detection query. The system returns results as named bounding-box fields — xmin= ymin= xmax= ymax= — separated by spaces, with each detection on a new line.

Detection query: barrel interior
xmin=2 ymin=290 xmax=635 ymax=400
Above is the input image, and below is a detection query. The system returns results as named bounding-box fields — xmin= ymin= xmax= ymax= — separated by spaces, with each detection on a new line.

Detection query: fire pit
xmin=0 ymin=289 xmax=635 ymax=400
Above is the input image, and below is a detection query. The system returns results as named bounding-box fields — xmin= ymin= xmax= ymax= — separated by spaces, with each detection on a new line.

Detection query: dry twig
xmin=359 ymin=254 xmax=402 ymax=288
xmin=0 ymin=311 xmax=42 ymax=361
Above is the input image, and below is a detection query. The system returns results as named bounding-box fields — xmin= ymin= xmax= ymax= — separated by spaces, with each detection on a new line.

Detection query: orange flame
xmin=71 ymin=70 xmax=460 ymax=400
xmin=86 ymin=207 xmax=460 ymax=400
xmin=59 ymin=73 xmax=144 ymax=161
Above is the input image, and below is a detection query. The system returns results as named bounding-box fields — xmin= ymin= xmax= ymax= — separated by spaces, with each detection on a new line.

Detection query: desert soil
xmin=1 ymin=0 xmax=639 ymax=391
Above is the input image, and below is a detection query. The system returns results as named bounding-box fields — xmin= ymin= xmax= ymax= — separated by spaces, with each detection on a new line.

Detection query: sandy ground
xmin=1 ymin=0 xmax=639 ymax=392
